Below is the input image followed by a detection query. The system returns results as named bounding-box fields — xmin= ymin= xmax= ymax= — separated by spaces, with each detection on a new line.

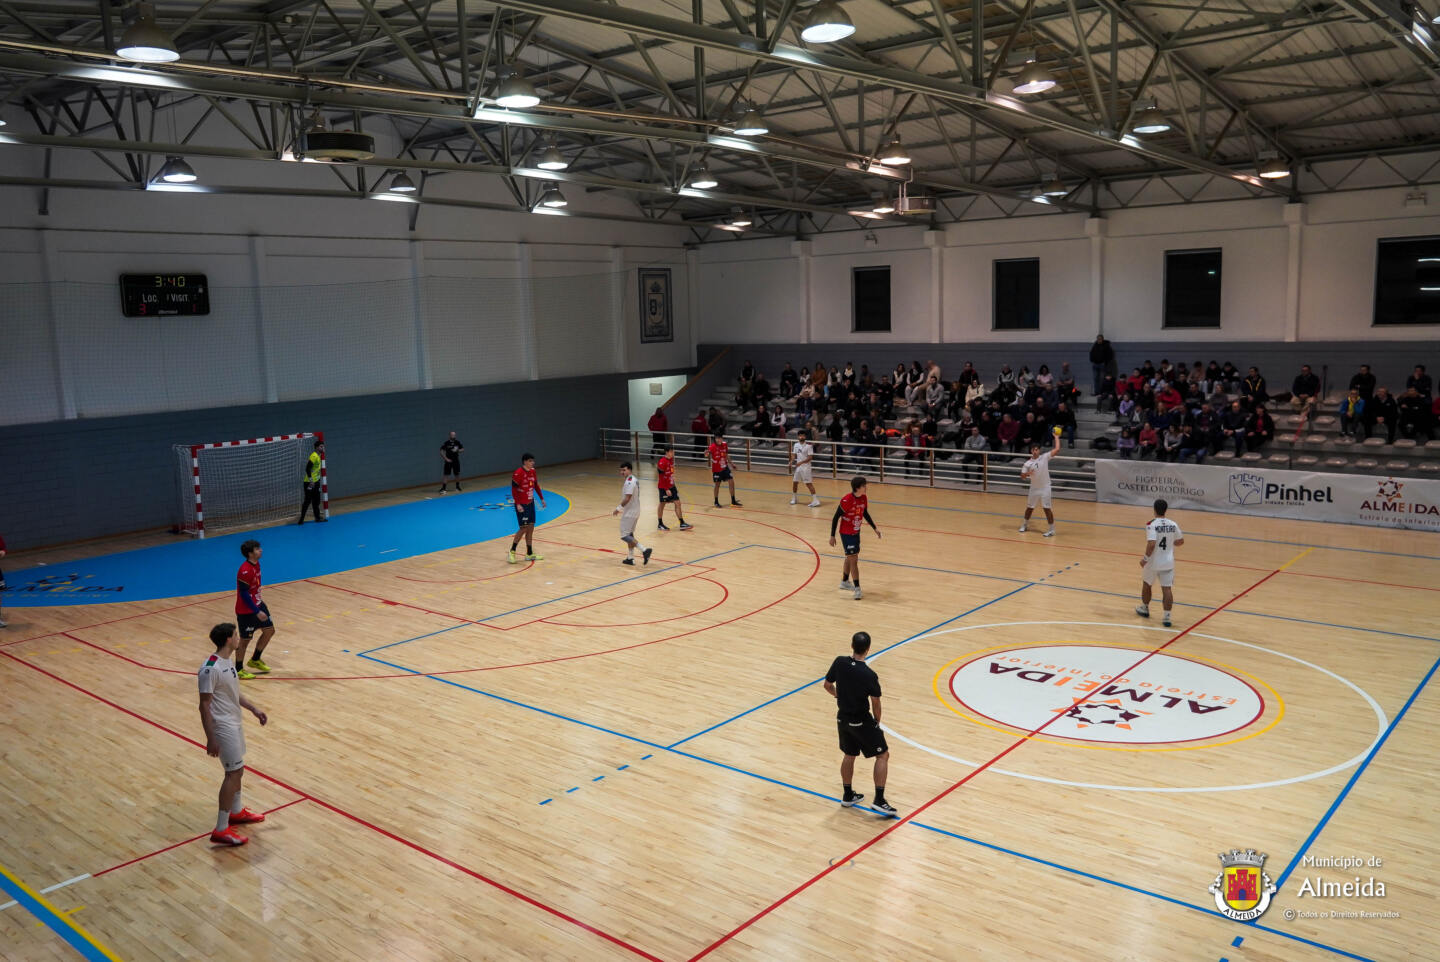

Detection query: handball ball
xmin=1052 ymin=426 xmax=1063 ymax=436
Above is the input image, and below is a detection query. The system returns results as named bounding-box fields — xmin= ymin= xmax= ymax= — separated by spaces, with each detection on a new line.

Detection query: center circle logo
xmin=947 ymin=644 xmax=1266 ymax=746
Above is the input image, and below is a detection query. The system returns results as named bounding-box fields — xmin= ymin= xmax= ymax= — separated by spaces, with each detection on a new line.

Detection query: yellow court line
xmin=0 ymin=859 xmax=123 ymax=962
xmin=1278 ymin=546 xmax=1316 ymax=571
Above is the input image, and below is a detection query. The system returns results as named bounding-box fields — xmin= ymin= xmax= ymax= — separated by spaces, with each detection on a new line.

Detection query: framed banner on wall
xmin=639 ymin=267 xmax=673 ymax=343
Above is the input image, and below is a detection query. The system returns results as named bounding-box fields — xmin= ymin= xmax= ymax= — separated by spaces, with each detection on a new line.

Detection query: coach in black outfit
xmin=824 ymin=632 xmax=897 ymax=816
xmin=439 ymin=431 xmax=464 ymax=493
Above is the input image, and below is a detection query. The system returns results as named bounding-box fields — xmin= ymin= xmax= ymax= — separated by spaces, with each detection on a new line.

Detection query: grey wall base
xmin=0 ymin=374 xmax=629 ymax=550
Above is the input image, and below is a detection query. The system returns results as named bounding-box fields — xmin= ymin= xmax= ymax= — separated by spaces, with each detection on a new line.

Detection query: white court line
xmin=0 ymin=873 xmax=91 ymax=911
xmin=883 ymin=621 xmax=1388 ymax=793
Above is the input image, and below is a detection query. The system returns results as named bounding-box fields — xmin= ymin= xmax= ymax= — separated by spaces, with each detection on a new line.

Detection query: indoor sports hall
xmin=1 ymin=3 xmax=1438 ymax=962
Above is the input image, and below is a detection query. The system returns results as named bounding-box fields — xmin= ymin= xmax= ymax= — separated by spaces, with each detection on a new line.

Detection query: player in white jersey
xmin=1018 ymin=431 xmax=1062 ymax=537
xmin=1136 ymin=498 xmax=1185 ymax=627
xmin=198 ymin=622 xmax=270 ymax=846
xmin=789 ymin=430 xmax=821 ymax=507
xmin=612 ymin=461 xmax=653 ymax=566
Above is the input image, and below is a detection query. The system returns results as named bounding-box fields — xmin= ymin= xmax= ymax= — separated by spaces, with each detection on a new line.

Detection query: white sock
xmin=230 ymin=792 xmax=243 ymax=813
xmin=216 ymin=809 xmax=230 ymax=832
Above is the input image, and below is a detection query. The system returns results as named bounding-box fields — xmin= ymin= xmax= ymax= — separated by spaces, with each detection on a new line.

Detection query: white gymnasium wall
xmin=697 ymin=186 xmax=1440 ymax=346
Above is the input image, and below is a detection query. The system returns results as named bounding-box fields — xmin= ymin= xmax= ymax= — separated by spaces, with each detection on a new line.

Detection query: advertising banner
xmin=1095 ymin=460 xmax=1440 ymax=532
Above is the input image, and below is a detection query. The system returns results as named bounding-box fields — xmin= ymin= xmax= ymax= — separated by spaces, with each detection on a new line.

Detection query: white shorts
xmin=793 ymin=466 xmax=813 ymax=484
xmin=1142 ymin=566 xmax=1175 ymax=588
xmin=215 ymin=728 xmax=245 ymax=773
xmin=1026 ymin=488 xmax=1052 ymax=509
xmin=620 ymin=516 xmax=640 ymax=540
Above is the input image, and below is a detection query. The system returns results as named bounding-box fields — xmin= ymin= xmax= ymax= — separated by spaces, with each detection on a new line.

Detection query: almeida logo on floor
xmin=1208 ymin=848 xmax=1277 ymax=921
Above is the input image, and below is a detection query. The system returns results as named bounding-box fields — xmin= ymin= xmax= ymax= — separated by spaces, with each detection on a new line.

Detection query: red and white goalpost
xmin=172 ymin=431 xmax=326 ymax=537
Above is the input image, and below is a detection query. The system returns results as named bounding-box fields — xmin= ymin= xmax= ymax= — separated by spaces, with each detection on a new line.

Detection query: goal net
xmin=173 ymin=432 xmax=325 ymax=537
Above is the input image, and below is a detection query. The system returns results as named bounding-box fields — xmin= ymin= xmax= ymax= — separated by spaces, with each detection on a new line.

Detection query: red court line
xmin=304 ymin=579 xmax=488 ymax=626
xmin=91 ymin=798 xmax=309 ymax=878
xmin=63 ymin=633 xmax=192 ymax=675
xmin=686 ymin=563 xmax=1287 ymax=961
xmin=0 ymin=649 xmax=665 ymax=962
xmin=510 ymin=566 xmax=715 ymax=629
xmin=543 ymin=576 xmax=730 ymax=629
xmin=397 ymin=559 xmax=535 ymax=584
xmin=0 ymin=592 xmax=231 ymax=648
xmin=1281 ymin=569 xmax=1440 ymax=593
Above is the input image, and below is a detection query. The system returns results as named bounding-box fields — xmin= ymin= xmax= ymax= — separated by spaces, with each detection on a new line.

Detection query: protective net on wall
xmin=173 ymin=434 xmax=315 ymax=536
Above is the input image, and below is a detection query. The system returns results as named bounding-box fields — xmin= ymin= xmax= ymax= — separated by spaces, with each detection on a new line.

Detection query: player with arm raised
xmin=199 ymin=622 xmax=270 ymax=846
xmin=612 ymin=462 xmax=653 ymax=566
xmin=508 ymin=453 xmax=547 ymax=564
xmin=789 ymin=430 xmax=821 ymax=507
xmin=1019 ymin=431 xmax=1062 ymax=537
xmin=1136 ymin=498 xmax=1184 ymax=627
xmin=655 ymin=445 xmax=693 ymax=532
xmin=829 ymin=476 xmax=880 ymax=601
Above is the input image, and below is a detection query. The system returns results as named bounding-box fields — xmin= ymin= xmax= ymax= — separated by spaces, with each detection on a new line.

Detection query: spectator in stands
xmin=965 ymin=379 xmax=985 ymax=409
xmin=1339 ymin=389 xmax=1366 ymax=439
xmin=961 ymin=425 xmax=987 ymax=480
xmin=997 ymin=365 xmax=1017 ymax=390
xmin=1053 ymin=402 xmax=1077 ymax=448
xmin=1190 ymin=362 xmax=1206 ymax=387
xmin=708 ymin=406 xmax=727 ymax=439
xmin=811 ymin=363 xmax=828 ymax=392
xmin=826 ymin=411 xmax=845 ymax=445
xmin=956 ymin=361 xmax=980 ymax=390
xmin=753 ymin=371 xmax=773 ymax=413
xmin=1398 ymin=386 xmax=1433 ymax=440
xmin=1366 ymin=386 xmax=1398 ymax=443
xmin=1035 ymin=365 xmax=1055 ymax=390
xmin=1290 ymin=364 xmax=1320 ymax=412
xmin=998 ymin=413 xmax=1021 ymax=454
xmin=796 ymin=379 xmax=815 ymax=420
xmin=1137 ymin=422 xmax=1159 ymax=459
xmin=689 ymin=410 xmax=709 ymax=459
xmin=1089 ymin=335 xmax=1115 ymax=396
xmin=1349 ymin=364 xmax=1376 ymax=401
xmin=1156 ymin=380 xmax=1183 ymax=410
xmin=1117 ymin=427 xmax=1137 ymax=459
xmin=1178 ymin=424 xmax=1207 ymax=464
xmin=1123 ymin=367 xmax=1145 ymax=398
xmin=1407 ymin=364 xmax=1433 ymax=398
xmin=903 ymin=422 xmax=928 ymax=477
xmin=1249 ymin=406 xmax=1276 ymax=452
xmin=1117 ymin=393 xmax=1138 ymax=427
xmin=1222 ymin=401 xmax=1251 ymax=456
xmin=780 ymin=362 xmax=800 ymax=399
xmin=1220 ymin=361 xmax=1240 ymax=391
xmin=1162 ymin=424 xmax=1184 ymax=462
xmin=1057 ymin=363 xmax=1080 ymax=405
xmin=648 ymin=407 xmax=669 ymax=456
xmin=891 ymin=363 xmax=908 ymax=398
xmin=737 ymin=360 xmax=756 ymax=411
xmin=1242 ymin=367 xmax=1268 ymax=409
xmin=921 ymin=375 xmax=944 ymax=415
xmin=1203 ymin=361 xmax=1223 ymax=395
xmin=746 ymin=404 xmax=772 ymax=440
xmin=770 ymin=403 xmax=787 ymax=439
xmin=841 ymin=360 xmax=856 ymax=381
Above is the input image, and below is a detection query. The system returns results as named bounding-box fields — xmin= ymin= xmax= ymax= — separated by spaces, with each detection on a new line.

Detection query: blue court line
xmin=1233 ymin=935 xmax=1245 ymax=947
xmin=357 ymin=623 xmax=473 ymax=656
xmin=357 ymin=637 xmax=1370 ymax=962
xmin=1275 ymin=653 xmax=1440 ymax=890
xmin=667 ymin=584 xmax=1033 ymax=749
xmin=645 ymin=473 xmax=1440 ymax=561
xmin=0 ymin=863 xmax=116 ymax=962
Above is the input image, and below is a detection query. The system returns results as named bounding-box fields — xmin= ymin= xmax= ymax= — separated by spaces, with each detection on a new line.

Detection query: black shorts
xmin=838 ymin=720 xmax=888 ymax=758
xmin=659 ymin=486 xmax=680 ymax=503
xmin=237 ymin=605 xmax=273 ymax=639
xmin=840 ymin=533 xmax=861 ymax=555
xmin=443 ymin=459 xmax=461 ymax=476
xmin=712 ymin=467 xmax=732 ymax=483
xmin=514 ymin=502 xmax=536 ymax=526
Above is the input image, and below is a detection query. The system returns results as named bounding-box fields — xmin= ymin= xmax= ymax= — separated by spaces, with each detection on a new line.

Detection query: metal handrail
xmin=600 ymin=428 xmax=1097 ymax=498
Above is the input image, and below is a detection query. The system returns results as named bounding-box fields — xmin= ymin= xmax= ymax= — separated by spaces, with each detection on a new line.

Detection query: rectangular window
xmin=1374 ymin=235 xmax=1440 ymax=325
xmin=852 ymin=266 xmax=891 ymax=332
xmin=1163 ymin=248 xmax=1222 ymax=328
xmin=993 ymin=258 xmax=1040 ymax=330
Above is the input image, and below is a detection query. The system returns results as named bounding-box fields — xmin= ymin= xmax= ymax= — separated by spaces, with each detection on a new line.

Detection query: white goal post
xmin=172 ymin=431 xmax=326 ymax=537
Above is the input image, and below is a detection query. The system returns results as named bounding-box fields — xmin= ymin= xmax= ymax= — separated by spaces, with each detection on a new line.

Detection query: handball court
xmin=1 ymin=460 xmax=1436 ymax=962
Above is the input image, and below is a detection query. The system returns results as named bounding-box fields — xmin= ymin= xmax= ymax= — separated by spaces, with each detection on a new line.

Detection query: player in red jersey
xmin=829 ymin=476 xmax=880 ymax=601
xmin=509 ymin=452 xmax=547 ymax=564
xmin=199 ymin=622 xmax=270 ymax=846
xmin=234 ymin=539 xmax=276 ymax=679
xmin=655 ymin=444 xmax=693 ymax=531
xmin=707 ymin=432 xmax=742 ymax=508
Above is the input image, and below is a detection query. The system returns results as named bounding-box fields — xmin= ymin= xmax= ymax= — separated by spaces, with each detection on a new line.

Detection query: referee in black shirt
xmin=823 ymin=631 xmax=897 ymax=816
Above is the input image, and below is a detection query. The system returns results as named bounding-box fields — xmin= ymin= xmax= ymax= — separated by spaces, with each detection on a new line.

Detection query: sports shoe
xmin=1043 ymin=528 xmax=1055 ymax=538
xmin=228 ymin=808 xmax=265 ymax=825
xmin=1162 ymin=615 xmax=1173 ymax=627
xmin=853 ymin=588 xmax=863 ymax=601
xmin=622 ymin=557 xmax=636 ymax=566
xmin=839 ymin=580 xmax=854 ymax=590
xmin=0 ymin=619 xmax=7 ymax=628
xmin=809 ymin=499 xmax=821 ymax=507
xmin=789 ymin=497 xmax=797 ymax=505
xmin=210 ymin=827 xmax=248 ymax=846
xmin=841 ymin=791 xmax=865 ymax=808
xmin=642 ymin=548 xmax=653 ymax=566
xmin=731 ymin=499 xmax=743 ymax=506
xmin=526 ymin=553 xmax=544 ymax=561
xmin=872 ymin=800 xmax=898 ymax=818
xmin=714 ymin=500 xmax=722 ymax=507
xmin=658 ymin=521 xmax=671 ymax=530
xmin=679 ymin=522 xmax=693 ymax=530
xmin=237 ymin=669 xmax=256 ymax=681
xmin=1134 ymin=605 xmax=1150 ymax=618
xmin=455 ymin=483 xmax=462 ymax=492
xmin=508 ymin=550 xmax=518 ymax=564
xmin=245 ymin=658 xmax=271 ymax=674
xmin=438 ymin=485 xmax=446 ymax=493
xmin=1018 ymin=523 xmax=1028 ymax=533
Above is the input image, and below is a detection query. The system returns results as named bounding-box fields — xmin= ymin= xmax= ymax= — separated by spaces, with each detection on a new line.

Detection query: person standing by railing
xmin=647 ymin=407 xmax=669 ymax=458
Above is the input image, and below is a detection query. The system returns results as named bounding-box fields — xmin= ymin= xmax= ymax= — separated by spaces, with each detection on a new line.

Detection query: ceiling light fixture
xmin=733 ymin=108 xmax=769 ymax=137
xmin=388 ymin=171 xmax=417 ymax=193
xmin=1041 ymin=173 xmax=1068 ymax=197
xmin=536 ymin=140 xmax=568 ymax=170
xmin=688 ymin=164 xmax=718 ymax=189
xmin=871 ymin=192 xmax=895 ymax=214
xmin=876 ymin=138 xmax=911 ymax=165
xmin=729 ymin=207 xmax=753 ymax=227
xmin=800 ymin=0 xmax=856 ymax=43
xmin=1256 ymin=152 xmax=1290 ymax=179
xmin=1131 ymin=100 xmax=1171 ymax=135
xmin=539 ymin=184 xmax=567 ymax=208
xmin=155 ymin=155 xmax=197 ymax=184
xmin=1012 ymin=57 xmax=1057 ymax=95
xmin=493 ymin=67 xmax=541 ymax=110
xmin=116 ymin=2 xmax=179 ymax=63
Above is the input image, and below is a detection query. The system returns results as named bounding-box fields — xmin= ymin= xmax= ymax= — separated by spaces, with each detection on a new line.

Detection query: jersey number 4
xmin=1158 ymin=537 xmax=1168 ymax=550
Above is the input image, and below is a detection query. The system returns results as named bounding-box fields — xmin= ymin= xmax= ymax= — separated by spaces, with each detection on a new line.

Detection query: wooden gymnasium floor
xmin=1 ymin=459 xmax=1436 ymax=962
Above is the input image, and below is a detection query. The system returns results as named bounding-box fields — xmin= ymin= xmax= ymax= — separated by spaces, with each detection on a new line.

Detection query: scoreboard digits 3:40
xmin=120 ymin=274 xmax=210 ymax=317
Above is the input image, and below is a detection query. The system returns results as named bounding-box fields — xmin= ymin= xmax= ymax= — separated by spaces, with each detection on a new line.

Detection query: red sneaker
xmin=210 ymin=827 xmax=249 ymax=846
xmin=228 ymin=808 xmax=266 ymax=826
